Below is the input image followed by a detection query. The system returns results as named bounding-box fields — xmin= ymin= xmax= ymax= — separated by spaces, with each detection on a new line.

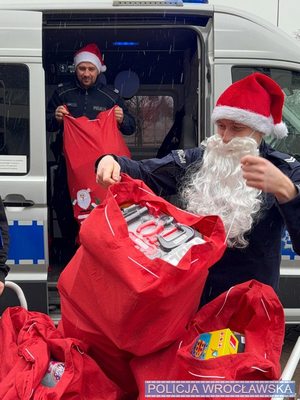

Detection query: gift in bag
xmin=0 ymin=306 xmax=122 ymax=400
xmin=130 ymin=279 xmax=285 ymax=400
xmin=58 ymin=174 xmax=226 ymax=390
xmin=63 ymin=106 xmax=131 ymax=223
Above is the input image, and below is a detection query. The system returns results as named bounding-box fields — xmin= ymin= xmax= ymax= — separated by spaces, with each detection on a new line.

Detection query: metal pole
xmin=271 ymin=336 xmax=300 ymax=400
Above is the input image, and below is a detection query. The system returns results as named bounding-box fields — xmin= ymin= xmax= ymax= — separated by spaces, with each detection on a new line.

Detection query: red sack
xmin=63 ymin=107 xmax=131 ymax=223
xmin=58 ymin=174 xmax=226 ymax=391
xmin=57 ymin=304 xmax=139 ymax=398
xmin=131 ymin=280 xmax=285 ymax=400
xmin=0 ymin=306 xmax=122 ymax=400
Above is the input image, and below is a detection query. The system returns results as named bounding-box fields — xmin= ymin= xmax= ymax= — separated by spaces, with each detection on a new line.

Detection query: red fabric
xmin=0 ymin=306 xmax=122 ymax=400
xmin=131 ymin=280 xmax=285 ymax=400
xmin=63 ymin=107 xmax=131 ymax=223
xmin=58 ymin=174 xmax=226 ymax=393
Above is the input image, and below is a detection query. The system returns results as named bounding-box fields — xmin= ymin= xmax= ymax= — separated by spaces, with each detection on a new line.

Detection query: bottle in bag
xmin=41 ymin=360 xmax=65 ymax=387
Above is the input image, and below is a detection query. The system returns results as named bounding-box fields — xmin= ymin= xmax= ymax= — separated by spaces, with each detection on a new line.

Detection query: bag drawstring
xmin=215 ymin=285 xmax=235 ymax=317
xmin=261 ymin=298 xmax=271 ymax=321
xmin=188 ymin=370 xmax=225 ymax=379
xmin=127 ymin=256 xmax=159 ymax=279
xmin=105 ymin=204 xmax=115 ymax=236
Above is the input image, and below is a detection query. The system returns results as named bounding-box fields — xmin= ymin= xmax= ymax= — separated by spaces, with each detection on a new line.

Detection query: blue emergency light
xmin=183 ymin=0 xmax=208 ymax=3
xmin=113 ymin=41 xmax=140 ymax=46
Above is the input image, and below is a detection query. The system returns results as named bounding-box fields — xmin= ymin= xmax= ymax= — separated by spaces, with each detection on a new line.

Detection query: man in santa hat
xmin=47 ymin=43 xmax=135 ymax=134
xmin=95 ymin=72 xmax=300 ymax=305
xmin=46 ymin=43 xmax=136 ymax=259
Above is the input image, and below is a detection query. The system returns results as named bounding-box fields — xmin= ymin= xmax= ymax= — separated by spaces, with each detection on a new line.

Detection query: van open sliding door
xmin=0 ymin=11 xmax=48 ymax=313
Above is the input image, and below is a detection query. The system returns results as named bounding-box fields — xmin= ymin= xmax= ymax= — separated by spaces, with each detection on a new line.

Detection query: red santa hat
xmin=74 ymin=43 xmax=106 ymax=73
xmin=211 ymin=72 xmax=288 ymax=139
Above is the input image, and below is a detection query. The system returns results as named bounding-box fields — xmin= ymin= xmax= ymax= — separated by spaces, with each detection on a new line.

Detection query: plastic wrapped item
xmin=122 ymin=203 xmax=205 ymax=265
xmin=41 ymin=361 xmax=65 ymax=387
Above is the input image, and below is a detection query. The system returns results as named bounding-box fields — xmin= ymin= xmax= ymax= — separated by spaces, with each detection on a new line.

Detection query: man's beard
xmin=180 ymin=134 xmax=262 ymax=248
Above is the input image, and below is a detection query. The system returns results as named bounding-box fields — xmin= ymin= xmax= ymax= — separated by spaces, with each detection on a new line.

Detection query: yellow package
xmin=191 ymin=328 xmax=239 ymax=360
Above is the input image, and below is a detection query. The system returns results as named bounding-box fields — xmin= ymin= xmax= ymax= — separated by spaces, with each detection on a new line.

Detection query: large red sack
xmin=58 ymin=174 xmax=226 ymax=354
xmin=131 ymin=280 xmax=285 ymax=400
xmin=58 ymin=174 xmax=226 ymax=392
xmin=0 ymin=306 xmax=122 ymax=400
xmin=58 ymin=298 xmax=139 ymax=398
xmin=63 ymin=107 xmax=131 ymax=223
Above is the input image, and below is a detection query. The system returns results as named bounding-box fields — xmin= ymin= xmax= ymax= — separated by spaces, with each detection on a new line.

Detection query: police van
xmin=0 ymin=0 xmax=299 ymax=322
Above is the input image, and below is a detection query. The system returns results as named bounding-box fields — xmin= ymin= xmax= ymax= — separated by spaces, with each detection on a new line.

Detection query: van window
xmin=232 ymin=67 xmax=300 ymax=162
xmin=124 ymin=95 xmax=174 ymax=159
xmin=0 ymin=64 xmax=29 ymax=174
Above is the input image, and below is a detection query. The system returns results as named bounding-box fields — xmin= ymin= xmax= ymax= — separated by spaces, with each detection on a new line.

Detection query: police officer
xmin=47 ymin=43 xmax=136 ymax=259
xmin=46 ymin=43 xmax=136 ymax=135
xmin=95 ymin=73 xmax=300 ymax=305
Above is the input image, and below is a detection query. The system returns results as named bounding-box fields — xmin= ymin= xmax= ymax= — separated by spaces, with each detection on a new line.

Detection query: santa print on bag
xmin=72 ymin=188 xmax=100 ymax=222
xmin=63 ymin=107 xmax=131 ymax=225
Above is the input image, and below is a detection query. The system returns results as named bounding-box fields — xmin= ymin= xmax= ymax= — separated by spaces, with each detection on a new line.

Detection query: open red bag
xmin=63 ymin=107 xmax=131 ymax=223
xmin=58 ymin=174 xmax=225 ymax=393
xmin=0 ymin=306 xmax=122 ymax=400
xmin=131 ymin=280 xmax=285 ymax=400
xmin=58 ymin=174 xmax=226 ymax=353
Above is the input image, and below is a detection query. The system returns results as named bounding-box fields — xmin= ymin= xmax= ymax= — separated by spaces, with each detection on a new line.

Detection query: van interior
xmin=42 ymin=11 xmax=209 ymax=317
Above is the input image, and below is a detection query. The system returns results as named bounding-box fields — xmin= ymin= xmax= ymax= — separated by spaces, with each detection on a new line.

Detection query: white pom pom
xmin=273 ymin=122 xmax=288 ymax=139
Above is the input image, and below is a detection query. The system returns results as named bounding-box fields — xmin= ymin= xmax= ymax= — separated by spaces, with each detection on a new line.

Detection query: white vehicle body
xmin=0 ymin=0 xmax=299 ymax=321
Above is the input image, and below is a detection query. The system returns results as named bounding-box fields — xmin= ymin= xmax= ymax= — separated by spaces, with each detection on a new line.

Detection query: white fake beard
xmin=180 ymin=134 xmax=262 ymax=248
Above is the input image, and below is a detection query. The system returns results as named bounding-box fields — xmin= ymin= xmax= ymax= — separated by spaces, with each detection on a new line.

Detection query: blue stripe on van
xmin=281 ymin=230 xmax=296 ymax=260
xmin=7 ymin=221 xmax=44 ymax=264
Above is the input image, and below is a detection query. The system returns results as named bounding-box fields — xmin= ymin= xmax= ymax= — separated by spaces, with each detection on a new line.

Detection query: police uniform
xmin=97 ymin=141 xmax=300 ymax=306
xmin=46 ymin=76 xmax=136 ymax=135
xmin=46 ymin=75 xmax=136 ymax=253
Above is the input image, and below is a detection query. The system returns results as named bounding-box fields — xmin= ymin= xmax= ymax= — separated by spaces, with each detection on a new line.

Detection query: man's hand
xmin=55 ymin=105 xmax=69 ymax=122
xmin=115 ymin=106 xmax=124 ymax=125
xmin=241 ymin=155 xmax=297 ymax=203
xmin=96 ymin=155 xmax=121 ymax=188
xmin=0 ymin=281 xmax=4 ymax=296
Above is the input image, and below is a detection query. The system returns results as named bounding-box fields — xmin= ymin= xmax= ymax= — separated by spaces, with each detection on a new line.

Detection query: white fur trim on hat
xmin=211 ymin=105 xmax=288 ymax=139
xmin=273 ymin=121 xmax=289 ymax=139
xmin=74 ymin=51 xmax=106 ymax=73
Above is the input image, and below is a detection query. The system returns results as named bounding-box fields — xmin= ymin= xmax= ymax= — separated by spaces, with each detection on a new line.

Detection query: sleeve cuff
xmin=0 ymin=270 xmax=6 ymax=284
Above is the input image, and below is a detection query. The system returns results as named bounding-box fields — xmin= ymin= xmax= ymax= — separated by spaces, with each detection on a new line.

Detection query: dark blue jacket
xmin=108 ymin=141 xmax=300 ymax=305
xmin=46 ymin=76 xmax=136 ymax=135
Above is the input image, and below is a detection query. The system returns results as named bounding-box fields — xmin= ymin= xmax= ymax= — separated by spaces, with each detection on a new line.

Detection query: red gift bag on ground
xmin=58 ymin=174 xmax=226 ymax=393
xmin=131 ymin=280 xmax=285 ymax=400
xmin=0 ymin=306 xmax=122 ymax=400
xmin=63 ymin=107 xmax=131 ymax=223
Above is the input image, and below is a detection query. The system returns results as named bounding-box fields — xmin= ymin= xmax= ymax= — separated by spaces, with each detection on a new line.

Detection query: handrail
xmin=5 ymin=280 xmax=28 ymax=310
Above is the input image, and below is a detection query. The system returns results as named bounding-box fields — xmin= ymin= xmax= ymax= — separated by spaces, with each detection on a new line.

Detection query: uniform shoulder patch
xmin=269 ymin=150 xmax=299 ymax=168
xmin=176 ymin=149 xmax=186 ymax=164
xmin=283 ymin=156 xmax=297 ymax=163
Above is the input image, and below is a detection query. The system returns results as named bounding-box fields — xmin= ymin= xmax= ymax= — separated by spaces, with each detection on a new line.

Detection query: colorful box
xmin=191 ymin=328 xmax=239 ymax=360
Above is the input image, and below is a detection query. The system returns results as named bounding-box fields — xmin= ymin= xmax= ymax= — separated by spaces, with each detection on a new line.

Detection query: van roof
xmin=1 ymin=0 xmax=300 ymax=65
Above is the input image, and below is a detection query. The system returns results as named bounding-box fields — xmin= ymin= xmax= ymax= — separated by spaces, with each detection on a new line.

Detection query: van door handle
xmin=3 ymin=194 xmax=35 ymax=207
